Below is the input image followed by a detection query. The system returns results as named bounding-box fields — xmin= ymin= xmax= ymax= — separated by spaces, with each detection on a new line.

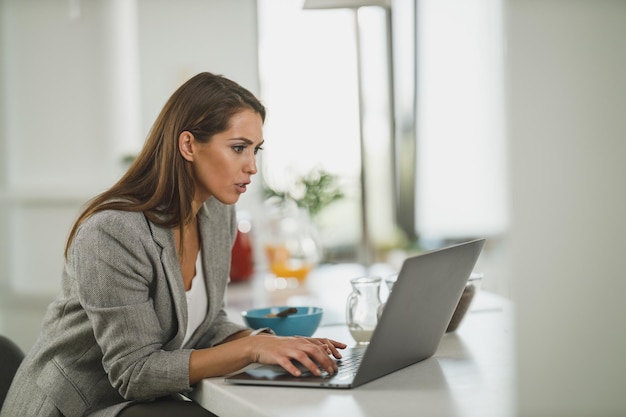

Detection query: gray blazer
xmin=0 ymin=198 xmax=248 ymax=417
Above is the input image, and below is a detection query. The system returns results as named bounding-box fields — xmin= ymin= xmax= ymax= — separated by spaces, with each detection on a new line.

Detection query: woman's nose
xmin=246 ymin=153 xmax=258 ymax=175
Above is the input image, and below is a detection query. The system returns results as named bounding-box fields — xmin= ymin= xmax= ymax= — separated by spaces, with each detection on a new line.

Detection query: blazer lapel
xmin=185 ymin=198 xmax=236 ymax=347
xmin=196 ymin=200 xmax=224 ymax=328
xmin=148 ymin=219 xmax=188 ymax=349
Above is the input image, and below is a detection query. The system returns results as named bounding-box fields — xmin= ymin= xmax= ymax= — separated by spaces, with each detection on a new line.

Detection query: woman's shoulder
xmin=84 ymin=208 xmax=145 ymax=225
xmin=68 ymin=209 xmax=161 ymax=270
xmin=77 ymin=209 xmax=149 ymax=239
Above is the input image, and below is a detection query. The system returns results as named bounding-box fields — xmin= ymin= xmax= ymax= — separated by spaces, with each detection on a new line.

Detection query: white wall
xmin=416 ymin=0 xmax=507 ymax=240
xmin=507 ymin=1 xmax=626 ymax=415
xmin=0 ymin=0 xmax=7 ymax=301
xmin=137 ymin=0 xmax=261 ymax=139
xmin=0 ymin=0 xmax=260 ymax=297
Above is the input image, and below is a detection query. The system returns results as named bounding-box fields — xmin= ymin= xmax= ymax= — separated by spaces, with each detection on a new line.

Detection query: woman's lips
xmin=236 ymin=182 xmax=249 ymax=193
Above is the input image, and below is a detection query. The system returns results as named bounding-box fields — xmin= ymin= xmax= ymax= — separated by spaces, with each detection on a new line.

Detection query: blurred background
xmin=1 ymin=0 xmax=624 ymax=415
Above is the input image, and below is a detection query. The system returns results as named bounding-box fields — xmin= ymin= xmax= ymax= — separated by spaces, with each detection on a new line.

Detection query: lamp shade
xmin=303 ymin=0 xmax=390 ymax=9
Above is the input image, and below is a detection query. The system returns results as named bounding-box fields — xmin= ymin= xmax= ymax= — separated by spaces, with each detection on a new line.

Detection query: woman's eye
xmin=232 ymin=144 xmax=262 ymax=155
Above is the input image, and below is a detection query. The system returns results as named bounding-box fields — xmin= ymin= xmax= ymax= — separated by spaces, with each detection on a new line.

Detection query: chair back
xmin=0 ymin=335 xmax=25 ymax=409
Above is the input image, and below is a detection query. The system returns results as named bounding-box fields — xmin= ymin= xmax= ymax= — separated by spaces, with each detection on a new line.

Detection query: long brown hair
xmin=64 ymin=72 xmax=266 ymax=257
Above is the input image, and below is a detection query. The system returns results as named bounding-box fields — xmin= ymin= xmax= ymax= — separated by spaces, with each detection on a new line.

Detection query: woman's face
xmin=181 ymin=108 xmax=264 ymax=207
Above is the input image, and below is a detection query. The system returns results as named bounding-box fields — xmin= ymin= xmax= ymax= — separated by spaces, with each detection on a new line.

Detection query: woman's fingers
xmin=291 ymin=349 xmax=328 ymax=376
xmin=251 ymin=335 xmax=347 ymax=377
xmin=320 ymin=338 xmax=346 ymax=359
xmin=277 ymin=339 xmax=334 ymax=376
xmin=305 ymin=337 xmax=346 ymax=359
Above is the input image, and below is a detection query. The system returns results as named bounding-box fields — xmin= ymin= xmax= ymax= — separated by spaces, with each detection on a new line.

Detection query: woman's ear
xmin=178 ymin=131 xmax=194 ymax=162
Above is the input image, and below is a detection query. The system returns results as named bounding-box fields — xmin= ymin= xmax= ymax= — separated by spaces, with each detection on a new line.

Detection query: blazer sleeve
xmin=192 ymin=301 xmax=248 ymax=349
xmin=70 ymin=211 xmax=192 ymax=401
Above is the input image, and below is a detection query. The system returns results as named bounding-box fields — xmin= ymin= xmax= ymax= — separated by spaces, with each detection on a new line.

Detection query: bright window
xmin=257 ymin=0 xmax=507 ymax=255
xmin=257 ymin=0 xmax=363 ymax=254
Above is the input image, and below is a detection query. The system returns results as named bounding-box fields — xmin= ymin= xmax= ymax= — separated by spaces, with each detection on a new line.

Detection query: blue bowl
xmin=242 ymin=306 xmax=323 ymax=337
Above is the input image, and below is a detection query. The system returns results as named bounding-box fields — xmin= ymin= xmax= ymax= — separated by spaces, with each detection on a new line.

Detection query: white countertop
xmin=189 ymin=289 xmax=515 ymax=417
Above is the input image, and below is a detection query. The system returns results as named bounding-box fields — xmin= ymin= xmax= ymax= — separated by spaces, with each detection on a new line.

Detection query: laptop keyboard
xmin=297 ymin=349 xmax=365 ymax=378
xmin=321 ymin=349 xmax=364 ymax=378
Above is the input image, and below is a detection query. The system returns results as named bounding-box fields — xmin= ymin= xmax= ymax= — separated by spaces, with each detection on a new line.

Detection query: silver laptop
xmin=225 ymin=238 xmax=486 ymax=389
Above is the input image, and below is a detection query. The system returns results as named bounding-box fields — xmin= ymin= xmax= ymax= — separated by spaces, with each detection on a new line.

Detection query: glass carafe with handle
xmin=346 ymin=276 xmax=383 ymax=345
xmin=377 ymin=273 xmax=399 ymax=319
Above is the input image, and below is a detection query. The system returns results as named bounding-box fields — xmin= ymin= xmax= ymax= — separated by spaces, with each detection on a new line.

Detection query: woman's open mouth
xmin=235 ymin=183 xmax=248 ymax=193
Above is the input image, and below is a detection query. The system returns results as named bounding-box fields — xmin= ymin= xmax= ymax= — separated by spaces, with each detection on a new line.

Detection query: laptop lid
xmin=225 ymin=238 xmax=485 ymax=389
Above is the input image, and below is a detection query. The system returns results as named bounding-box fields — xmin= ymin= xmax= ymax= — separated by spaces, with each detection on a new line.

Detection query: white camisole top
xmin=182 ymin=251 xmax=208 ymax=346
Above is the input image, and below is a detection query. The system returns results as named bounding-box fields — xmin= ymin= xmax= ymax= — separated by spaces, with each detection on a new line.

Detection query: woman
xmin=1 ymin=72 xmax=346 ymax=417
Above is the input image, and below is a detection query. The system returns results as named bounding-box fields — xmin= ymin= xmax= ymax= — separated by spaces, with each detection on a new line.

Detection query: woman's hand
xmin=189 ymin=332 xmax=347 ymax=384
xmin=249 ymin=335 xmax=347 ymax=377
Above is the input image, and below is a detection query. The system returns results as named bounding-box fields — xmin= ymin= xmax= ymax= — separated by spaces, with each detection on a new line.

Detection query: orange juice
xmin=265 ymin=244 xmax=312 ymax=282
